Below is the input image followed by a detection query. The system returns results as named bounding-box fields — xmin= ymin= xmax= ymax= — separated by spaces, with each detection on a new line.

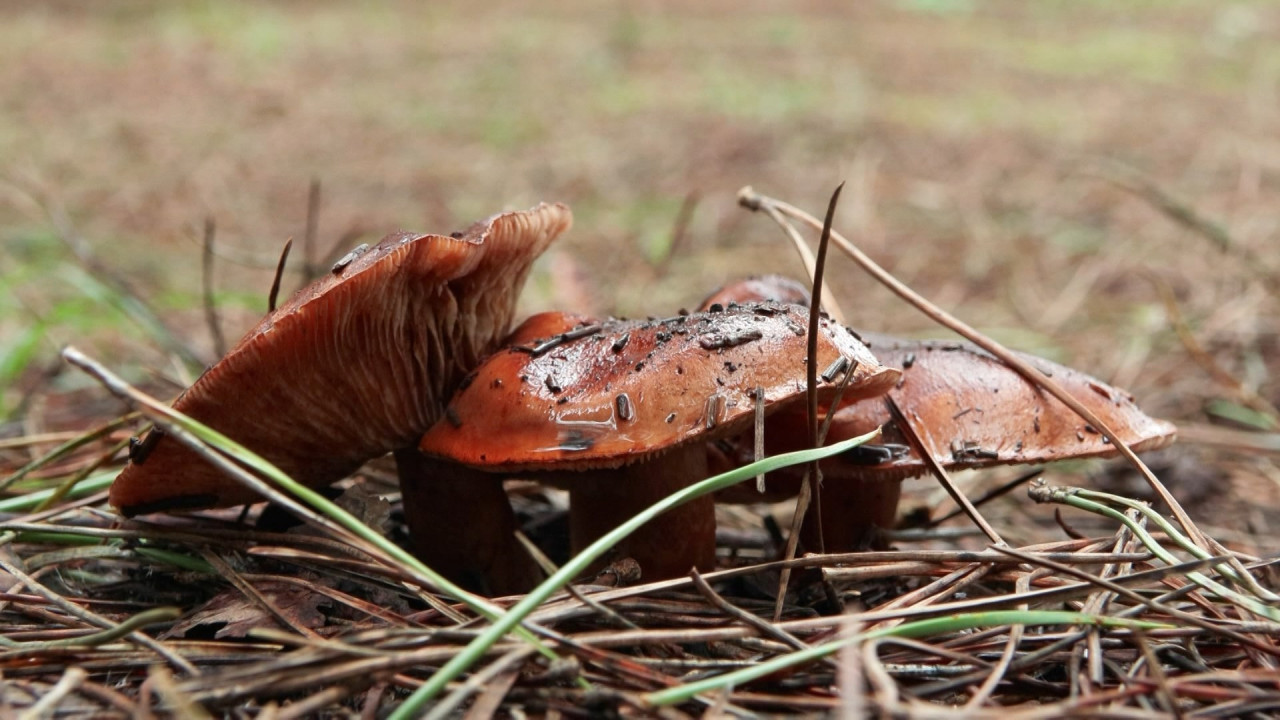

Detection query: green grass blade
xmin=0 ymin=322 xmax=45 ymax=409
xmin=134 ymin=547 xmax=216 ymax=574
xmin=60 ymin=265 xmax=201 ymax=367
xmin=387 ymin=428 xmax=883 ymax=720
xmin=59 ymin=347 xmax=572 ymax=671
xmin=0 ymin=471 xmax=115 ymax=512
xmin=644 ymin=610 xmax=1173 ymax=707
xmin=1035 ymin=486 xmax=1280 ymax=621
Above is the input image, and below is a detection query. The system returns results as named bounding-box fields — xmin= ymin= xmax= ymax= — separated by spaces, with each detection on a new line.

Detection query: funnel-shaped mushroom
xmin=703 ymin=276 xmax=1178 ymax=552
xmin=111 ymin=204 xmax=572 ymax=593
xmin=419 ymin=303 xmax=900 ymax=581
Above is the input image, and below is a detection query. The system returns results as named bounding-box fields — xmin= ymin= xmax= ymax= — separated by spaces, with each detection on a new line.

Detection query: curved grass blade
xmin=643 ymin=610 xmax=1173 ymax=707
xmin=0 ymin=471 xmax=114 ymax=513
xmin=59 ymin=347 xmax=572 ymax=671
xmin=388 ymin=428 xmax=883 ymax=720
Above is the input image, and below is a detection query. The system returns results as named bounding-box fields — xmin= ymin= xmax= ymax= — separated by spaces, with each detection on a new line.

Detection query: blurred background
xmin=1 ymin=2 xmax=1276 ymax=531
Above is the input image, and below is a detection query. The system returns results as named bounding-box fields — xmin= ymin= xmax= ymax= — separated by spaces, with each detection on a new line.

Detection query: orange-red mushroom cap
xmin=812 ymin=335 xmax=1178 ymax=479
xmin=719 ymin=335 xmax=1178 ymax=489
xmin=501 ymin=310 xmax=599 ymax=348
xmin=110 ymin=203 xmax=572 ymax=515
xmin=698 ymin=275 xmax=812 ymax=310
xmin=419 ymin=303 xmax=900 ymax=471
xmin=699 ymin=277 xmax=1177 ymax=506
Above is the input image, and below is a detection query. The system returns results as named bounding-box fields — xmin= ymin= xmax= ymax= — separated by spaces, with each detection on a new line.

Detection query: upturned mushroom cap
xmin=419 ymin=303 xmax=900 ymax=470
xmin=111 ymin=203 xmax=573 ymax=515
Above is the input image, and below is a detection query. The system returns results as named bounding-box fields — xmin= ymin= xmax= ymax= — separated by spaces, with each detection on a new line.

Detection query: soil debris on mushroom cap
xmin=419 ymin=303 xmax=899 ymax=581
xmin=733 ymin=335 xmax=1178 ymax=484
xmin=700 ymin=275 xmax=1176 ymax=483
xmin=717 ymin=333 xmax=1178 ymax=552
xmin=110 ymin=203 xmax=573 ymax=516
xmin=845 ymin=335 xmax=1175 ymax=468
xmin=700 ymin=277 xmax=1178 ymax=553
xmin=419 ymin=302 xmax=899 ymax=471
xmin=698 ymin=274 xmax=813 ymax=310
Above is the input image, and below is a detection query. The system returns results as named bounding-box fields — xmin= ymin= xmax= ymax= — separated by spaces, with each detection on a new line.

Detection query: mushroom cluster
xmin=702 ymin=276 xmax=1177 ymax=552
xmin=109 ymin=204 xmax=1176 ymax=597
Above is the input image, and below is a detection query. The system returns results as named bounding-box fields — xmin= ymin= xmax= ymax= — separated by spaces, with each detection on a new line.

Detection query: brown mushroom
xmin=397 ymin=309 xmax=596 ymax=593
xmin=703 ymin=276 xmax=1178 ymax=552
xmin=419 ymin=303 xmax=900 ymax=581
xmin=110 ymin=203 xmax=572 ymax=594
xmin=699 ymin=274 xmax=813 ymax=310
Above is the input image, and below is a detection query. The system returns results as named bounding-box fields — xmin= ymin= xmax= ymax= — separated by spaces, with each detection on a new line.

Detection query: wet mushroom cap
xmin=698 ymin=275 xmax=813 ymax=310
xmin=697 ymin=277 xmax=1177 ymax=510
xmin=819 ymin=335 xmax=1178 ymax=478
xmin=419 ymin=303 xmax=900 ymax=470
xmin=110 ymin=203 xmax=573 ymax=515
xmin=721 ymin=334 xmax=1178 ymax=489
xmin=500 ymin=310 xmax=599 ymax=348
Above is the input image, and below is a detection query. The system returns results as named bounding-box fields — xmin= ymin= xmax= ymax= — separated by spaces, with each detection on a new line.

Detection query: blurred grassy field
xmin=1 ymin=0 xmax=1276 ymax=445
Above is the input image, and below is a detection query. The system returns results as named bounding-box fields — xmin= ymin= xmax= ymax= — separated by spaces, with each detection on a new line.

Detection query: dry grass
xmin=1 ymin=1 xmax=1278 ymax=716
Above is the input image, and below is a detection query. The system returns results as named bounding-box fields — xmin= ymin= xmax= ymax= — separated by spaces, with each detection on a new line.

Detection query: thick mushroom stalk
xmin=703 ymin=276 xmax=1178 ymax=552
xmin=394 ymin=450 xmax=543 ymax=596
xmin=420 ymin=303 xmax=899 ymax=582
xmin=566 ymin=443 xmax=717 ymax=580
xmin=110 ymin=204 xmax=572 ymax=595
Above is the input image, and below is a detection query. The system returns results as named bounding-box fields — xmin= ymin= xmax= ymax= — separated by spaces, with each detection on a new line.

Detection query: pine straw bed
xmin=2 ymin=451 xmax=1278 ymax=718
xmin=2 ymin=191 xmax=1279 ymax=718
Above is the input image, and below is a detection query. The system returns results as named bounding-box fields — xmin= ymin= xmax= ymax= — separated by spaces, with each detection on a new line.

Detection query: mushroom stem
xmin=394 ymin=449 xmax=542 ymax=596
xmin=801 ymin=476 xmax=901 ymax=552
xmin=568 ymin=443 xmax=716 ymax=581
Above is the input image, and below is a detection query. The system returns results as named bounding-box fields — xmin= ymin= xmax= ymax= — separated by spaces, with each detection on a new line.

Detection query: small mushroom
xmin=504 ymin=310 xmax=599 ymax=348
xmin=110 ymin=203 xmax=572 ymax=594
xmin=698 ymin=274 xmax=813 ymax=310
xmin=703 ymin=276 xmax=1178 ymax=552
xmin=419 ymin=303 xmax=900 ymax=581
